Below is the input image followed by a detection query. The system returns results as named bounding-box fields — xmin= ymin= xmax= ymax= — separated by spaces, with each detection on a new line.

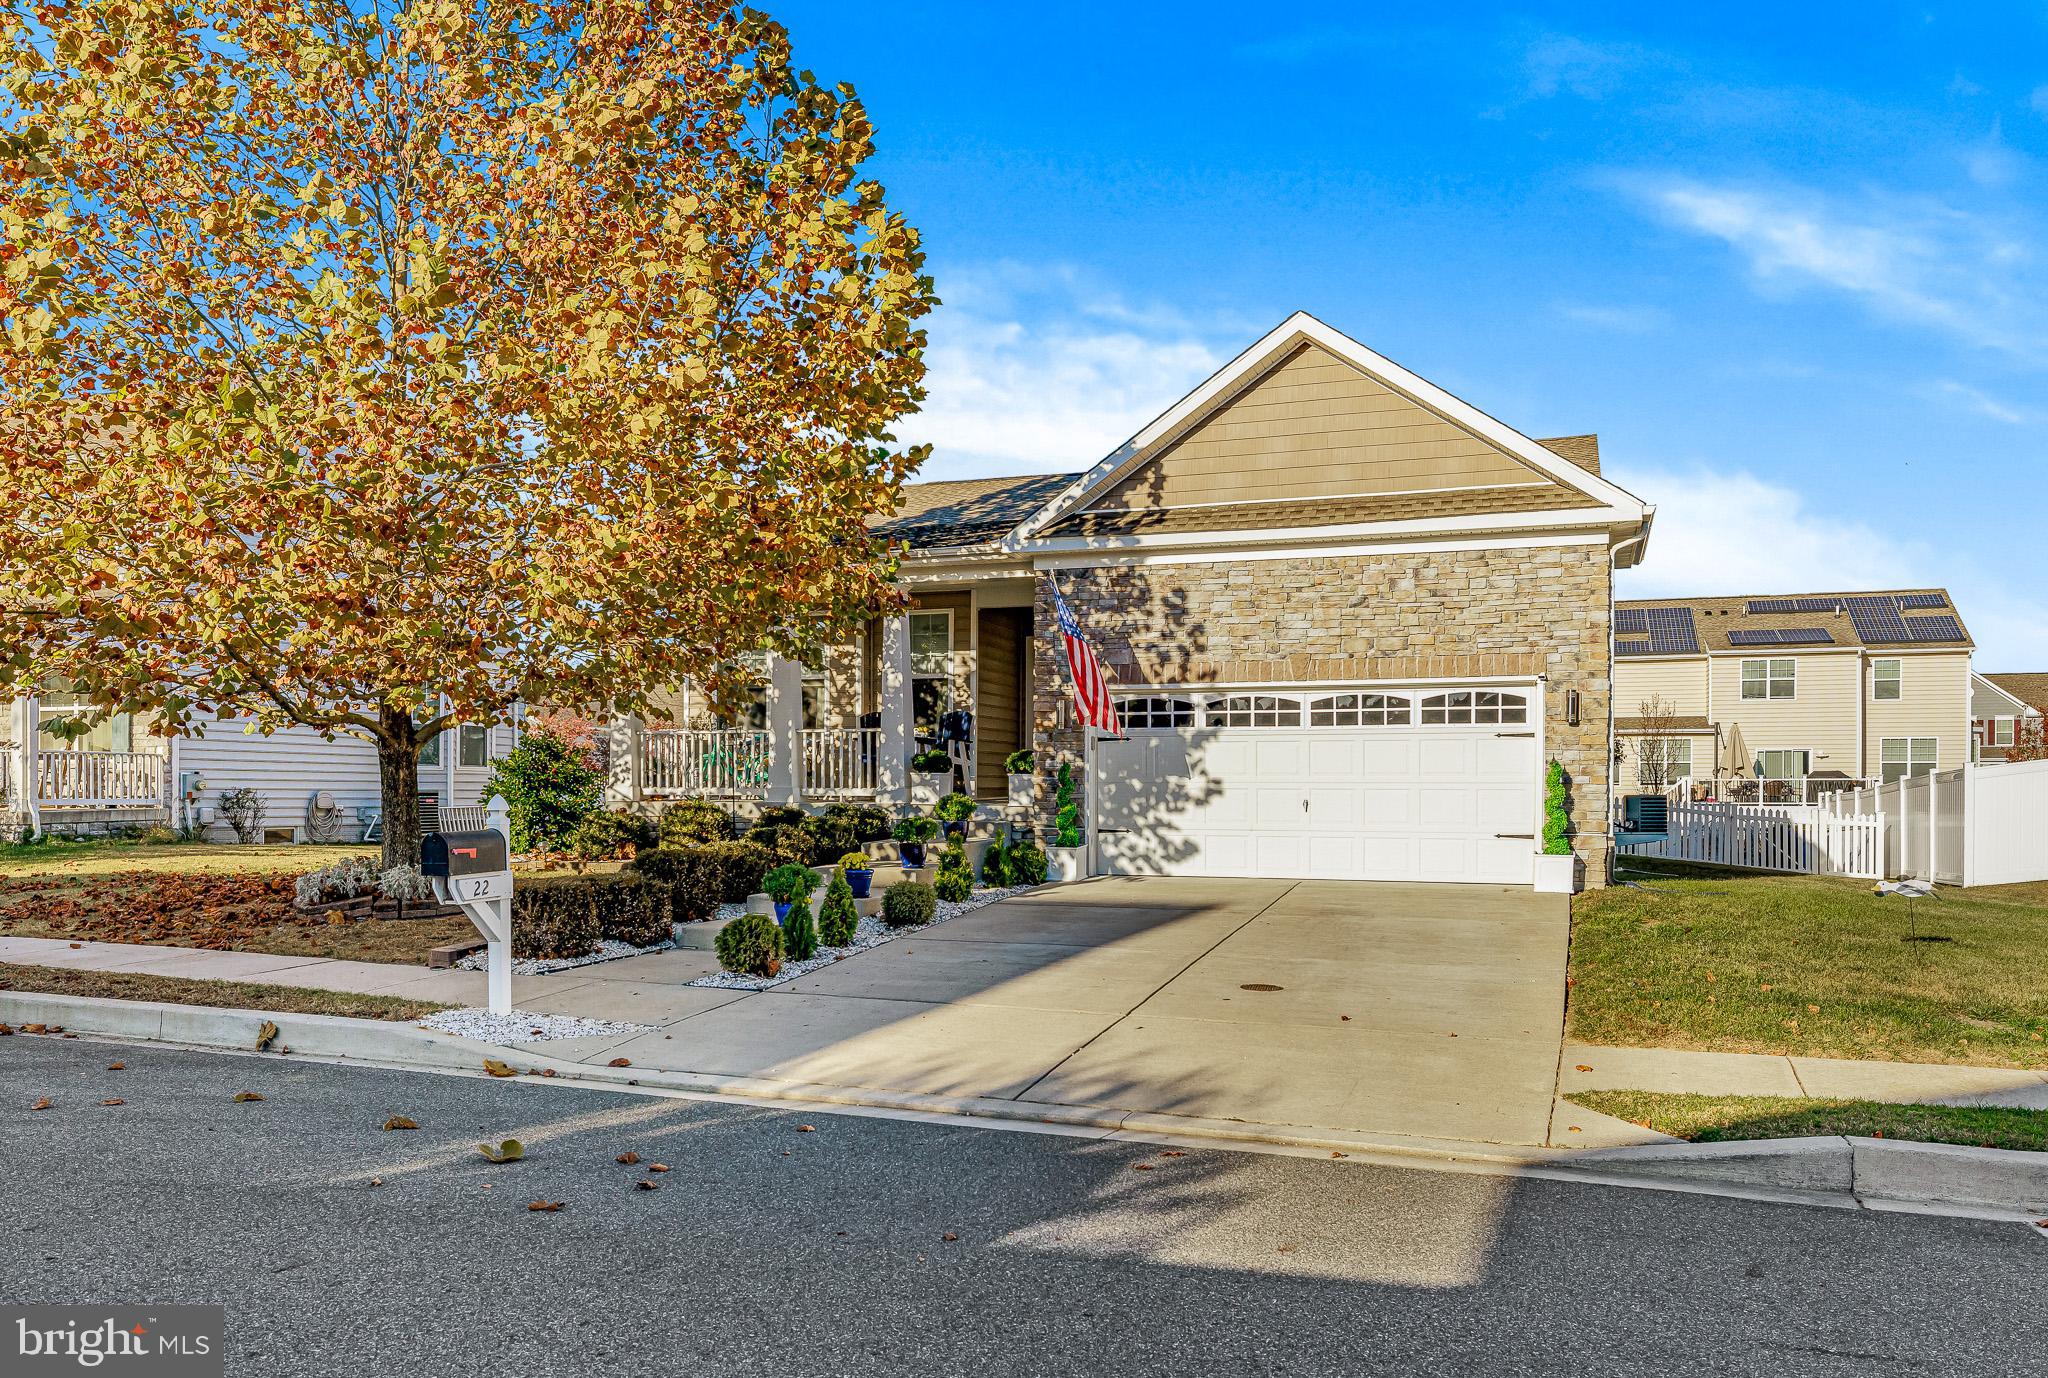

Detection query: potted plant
xmin=762 ymin=862 xmax=820 ymax=924
xmin=1532 ymin=760 xmax=1582 ymax=894
xmin=1048 ymin=761 xmax=1086 ymax=882
xmin=1004 ymin=748 xmax=1034 ymax=812
xmin=909 ymin=747 xmax=952 ymax=806
xmin=933 ymin=790 xmax=976 ymax=840
xmin=892 ymin=814 xmax=938 ymax=869
xmin=836 ymin=850 xmax=875 ymax=900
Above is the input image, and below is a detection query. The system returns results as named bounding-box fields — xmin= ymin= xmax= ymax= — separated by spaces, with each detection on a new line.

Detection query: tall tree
xmin=0 ymin=1 xmax=931 ymax=864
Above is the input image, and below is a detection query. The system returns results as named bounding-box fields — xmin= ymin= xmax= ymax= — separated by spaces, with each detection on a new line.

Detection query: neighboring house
xmin=1973 ymin=672 xmax=2047 ymax=762
xmin=611 ymin=312 xmax=1654 ymax=888
xmin=1612 ymin=590 xmax=1974 ymax=799
xmin=1 ymin=686 xmax=518 ymax=841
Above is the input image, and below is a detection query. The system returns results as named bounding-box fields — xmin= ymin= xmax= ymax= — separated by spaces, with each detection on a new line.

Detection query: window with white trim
xmin=1419 ymin=690 xmax=1528 ymax=725
xmin=458 ymin=724 xmax=490 ymax=768
xmin=1880 ymin=737 xmax=1937 ymax=784
xmin=1742 ymin=659 xmax=1795 ymax=700
xmin=909 ymin=611 xmax=952 ymax=739
xmin=1872 ymin=659 xmax=1901 ymax=701
xmin=1204 ymin=694 xmax=1302 ymax=728
xmin=1755 ymin=749 xmax=1810 ymax=780
xmin=1118 ymin=696 xmax=1196 ymax=729
xmin=1308 ymin=693 xmax=1413 ymax=727
xmin=1637 ymin=738 xmax=1691 ymax=788
xmin=1992 ymin=717 xmax=2015 ymax=747
xmin=801 ymin=665 xmax=827 ymax=731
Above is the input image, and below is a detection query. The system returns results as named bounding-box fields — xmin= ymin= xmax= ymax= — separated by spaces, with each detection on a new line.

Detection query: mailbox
xmin=422 ymin=830 xmax=510 ymax=879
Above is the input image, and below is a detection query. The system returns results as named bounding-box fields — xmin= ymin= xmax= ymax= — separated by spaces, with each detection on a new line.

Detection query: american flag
xmin=1053 ymin=586 xmax=1120 ymax=735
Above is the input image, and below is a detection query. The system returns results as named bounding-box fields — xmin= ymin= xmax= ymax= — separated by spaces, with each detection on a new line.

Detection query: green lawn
xmin=0 ymin=962 xmax=451 ymax=1022
xmin=0 ymin=838 xmax=375 ymax=880
xmin=1569 ymin=1090 xmax=2048 ymax=1153
xmin=1571 ymin=860 xmax=2048 ymax=1068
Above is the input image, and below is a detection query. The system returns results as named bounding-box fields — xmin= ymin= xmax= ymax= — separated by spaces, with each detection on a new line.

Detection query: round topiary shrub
xmin=715 ymin=913 xmax=785 ymax=977
xmin=933 ymin=868 xmax=971 ymax=903
xmin=659 ymin=799 xmax=736 ymax=847
xmin=1006 ymin=842 xmax=1048 ymax=886
xmin=881 ymin=880 xmax=938 ymax=928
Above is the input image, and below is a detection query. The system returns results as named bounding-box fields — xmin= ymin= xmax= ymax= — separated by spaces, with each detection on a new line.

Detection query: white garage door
xmin=1096 ymin=689 xmax=1538 ymax=885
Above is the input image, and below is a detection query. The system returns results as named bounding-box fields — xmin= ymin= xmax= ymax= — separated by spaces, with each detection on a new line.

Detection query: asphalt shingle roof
xmin=1615 ymin=589 xmax=1972 ymax=656
xmin=1985 ymin=673 xmax=2048 ymax=715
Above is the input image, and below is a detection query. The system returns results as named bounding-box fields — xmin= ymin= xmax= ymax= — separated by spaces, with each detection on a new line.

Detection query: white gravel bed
xmin=687 ymin=885 xmax=1031 ymax=992
xmin=456 ymin=935 xmax=673 ymax=977
xmin=713 ymin=901 xmax=748 ymax=922
xmin=416 ymin=1008 xmax=651 ymax=1043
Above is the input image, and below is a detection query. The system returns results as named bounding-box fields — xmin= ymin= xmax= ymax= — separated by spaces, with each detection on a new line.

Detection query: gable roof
xmin=1615 ymin=589 xmax=1972 ymax=657
xmin=869 ymin=472 xmax=1078 ymax=551
xmin=1985 ymin=673 xmax=2048 ymax=715
xmin=1012 ymin=312 xmax=1650 ymax=545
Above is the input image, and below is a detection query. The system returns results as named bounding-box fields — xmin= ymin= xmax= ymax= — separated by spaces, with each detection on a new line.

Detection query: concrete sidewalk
xmin=1563 ymin=1041 xmax=2048 ymax=1109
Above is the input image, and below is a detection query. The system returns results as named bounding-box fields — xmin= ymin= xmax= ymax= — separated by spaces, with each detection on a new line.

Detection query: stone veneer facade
xmin=1029 ymin=542 xmax=1615 ymax=883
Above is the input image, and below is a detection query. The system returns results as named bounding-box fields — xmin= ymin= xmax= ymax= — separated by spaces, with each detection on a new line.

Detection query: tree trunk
xmin=377 ymin=704 xmax=423 ymax=870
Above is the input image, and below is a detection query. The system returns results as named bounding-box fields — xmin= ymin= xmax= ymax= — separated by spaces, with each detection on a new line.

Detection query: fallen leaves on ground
xmin=1574 ymin=1064 xmax=1594 ymax=1072
xmin=607 ymin=1058 xmax=631 ymax=1068
xmin=30 ymin=1097 xmax=51 ymax=1111
xmin=368 ymin=1178 xmax=383 ymax=1188
xmin=106 ymin=1062 xmax=123 ymax=1070
xmin=646 ymin=1163 xmax=670 ymax=1173
xmin=941 ymin=1232 xmax=958 ymax=1242
xmin=1131 ymin=1163 xmax=1154 ymax=1171
xmin=478 ymin=1139 xmax=524 ymax=1164
xmin=99 ymin=1099 xmax=124 ymax=1106
xmin=482 ymin=1059 xmax=516 ymax=1078
xmin=255 ymin=1020 xmax=279 ymax=1051
xmin=794 ymin=1124 xmax=815 ymax=1132
xmin=615 ymin=1151 xmax=640 ymax=1165
xmin=634 ymin=1179 xmax=659 ymax=1191
xmin=1159 ymin=1150 xmax=1185 ymax=1158
xmin=383 ymin=1116 xmax=418 ymax=1131
xmin=233 ymin=1091 xmax=264 ymax=1102
xmin=0 ymin=1023 xmax=12 ymax=1035
xmin=526 ymin=1200 xmax=563 ymax=1212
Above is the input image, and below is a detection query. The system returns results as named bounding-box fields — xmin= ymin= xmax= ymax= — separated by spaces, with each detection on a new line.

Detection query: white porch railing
xmin=1620 ymin=797 xmax=1885 ymax=879
xmin=0 ymin=746 xmax=13 ymax=809
xmin=1670 ymin=774 xmax=1877 ymax=806
xmin=802 ymin=727 xmax=879 ymax=798
xmin=644 ymin=728 xmax=771 ymax=798
xmin=438 ymin=804 xmax=489 ymax=834
xmin=36 ymin=749 xmax=170 ymax=808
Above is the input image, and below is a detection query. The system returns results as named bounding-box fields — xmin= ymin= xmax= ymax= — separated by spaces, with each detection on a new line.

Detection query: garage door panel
xmin=1098 ymin=692 xmax=1539 ymax=885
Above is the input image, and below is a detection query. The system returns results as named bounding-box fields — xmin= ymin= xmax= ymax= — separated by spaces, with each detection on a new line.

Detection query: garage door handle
xmin=1097 ymin=828 xmax=1130 ymax=834
xmin=1495 ymin=731 xmax=1536 ymax=738
xmin=1495 ymin=832 xmax=1534 ymax=840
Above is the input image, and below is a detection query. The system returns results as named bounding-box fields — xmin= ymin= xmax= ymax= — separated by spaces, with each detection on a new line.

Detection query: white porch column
xmin=606 ymin=713 xmax=645 ymax=807
xmin=764 ymin=653 xmax=804 ymax=808
xmin=876 ymin=613 xmax=912 ymax=806
xmin=12 ymin=696 xmax=40 ymax=837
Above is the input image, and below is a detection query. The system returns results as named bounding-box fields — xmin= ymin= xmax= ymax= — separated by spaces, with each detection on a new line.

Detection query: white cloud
xmin=1554 ymin=301 xmax=1669 ymax=333
xmin=895 ymin=264 xmax=1232 ymax=481
xmin=1615 ymin=465 xmax=2048 ymax=668
xmin=1523 ymin=35 xmax=1653 ymax=101
xmin=1622 ymin=176 xmax=2047 ymax=361
xmin=1964 ymin=118 xmax=2027 ymax=189
xmin=1928 ymin=378 xmax=2029 ymax=424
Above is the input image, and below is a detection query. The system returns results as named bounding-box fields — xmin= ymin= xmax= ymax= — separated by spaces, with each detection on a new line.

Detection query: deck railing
xmin=644 ymin=728 xmax=772 ymax=798
xmin=801 ymin=727 xmax=879 ymax=798
xmin=36 ymin=749 xmax=169 ymax=808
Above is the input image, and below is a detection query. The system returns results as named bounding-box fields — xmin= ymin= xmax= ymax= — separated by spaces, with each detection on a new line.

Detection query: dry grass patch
xmin=0 ymin=962 xmax=450 ymax=1022
xmin=0 ymin=839 xmax=375 ymax=880
xmin=1571 ymin=861 xmax=2048 ymax=1068
xmin=1569 ymin=1090 xmax=2048 ymax=1153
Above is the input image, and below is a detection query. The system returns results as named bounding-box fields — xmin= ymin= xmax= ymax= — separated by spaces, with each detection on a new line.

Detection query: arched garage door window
xmin=1119 ymin=696 xmax=1197 ymax=729
xmin=1309 ymin=693 xmax=1412 ymax=726
xmin=1419 ymin=690 xmax=1528 ymax=725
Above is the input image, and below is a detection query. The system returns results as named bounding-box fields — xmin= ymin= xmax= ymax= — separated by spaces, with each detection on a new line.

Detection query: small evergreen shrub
xmin=562 ymin=809 xmax=658 ymax=861
xmin=980 ymin=839 xmax=1011 ymax=887
xmin=658 ymin=799 xmax=736 ymax=847
xmin=933 ymin=868 xmax=971 ymax=903
xmin=818 ymin=801 xmax=891 ymax=843
xmin=627 ymin=847 xmax=723 ymax=923
xmin=715 ymin=913 xmax=785 ymax=977
xmin=511 ymin=877 xmax=603 ymax=960
xmin=484 ymin=725 xmax=602 ymax=853
xmin=752 ymin=804 xmax=807 ymax=832
xmin=836 ymin=851 xmax=873 ymax=874
xmin=819 ymin=872 xmax=859 ymax=947
xmin=696 ymin=840 xmax=774 ymax=902
xmin=762 ymin=862 xmax=820 ymax=907
xmin=937 ymin=843 xmax=969 ymax=875
xmin=589 ymin=873 xmax=673 ymax=947
xmin=744 ymin=823 xmax=817 ymax=870
xmin=1053 ymin=762 xmax=1081 ymax=848
xmin=934 ymin=791 xmax=976 ymax=825
xmin=781 ymin=892 xmax=819 ymax=962
xmin=910 ymin=748 xmax=952 ymax=773
xmin=891 ymin=815 xmax=939 ymax=845
xmin=1006 ymin=842 xmax=1048 ymax=885
xmin=881 ymin=880 xmax=938 ymax=928
xmin=1543 ymin=761 xmax=1572 ymax=856
xmin=1003 ymin=748 xmax=1034 ymax=774
xmin=798 ymin=805 xmax=889 ymax=863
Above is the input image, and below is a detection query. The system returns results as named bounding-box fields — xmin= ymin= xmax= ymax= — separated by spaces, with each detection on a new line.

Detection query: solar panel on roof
xmin=1897 ymin=593 xmax=1948 ymax=610
xmin=1903 ymin=615 xmax=1965 ymax=643
xmin=1614 ymin=639 xmax=1652 ymax=656
xmin=1614 ymin=608 xmax=1649 ymax=635
xmin=1746 ymin=597 xmax=1839 ymax=615
xmin=1844 ymin=595 xmax=1912 ymax=643
xmin=1728 ymin=627 xmax=1835 ymax=646
xmin=1643 ymin=606 xmax=1699 ymax=655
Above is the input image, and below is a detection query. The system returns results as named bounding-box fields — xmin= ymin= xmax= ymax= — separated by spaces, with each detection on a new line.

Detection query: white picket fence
xmin=1620 ymin=797 xmax=1886 ymax=879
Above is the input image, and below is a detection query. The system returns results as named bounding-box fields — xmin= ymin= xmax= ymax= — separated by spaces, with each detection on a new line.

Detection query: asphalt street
xmin=1 ymin=1036 xmax=2039 ymax=1377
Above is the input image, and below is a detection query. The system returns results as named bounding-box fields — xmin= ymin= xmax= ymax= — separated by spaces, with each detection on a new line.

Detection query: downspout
xmin=1606 ymin=515 xmax=1654 ymax=868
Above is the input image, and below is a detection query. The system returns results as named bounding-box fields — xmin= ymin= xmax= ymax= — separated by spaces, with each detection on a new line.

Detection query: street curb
xmin=10 ymin=990 xmax=2046 ymax=1215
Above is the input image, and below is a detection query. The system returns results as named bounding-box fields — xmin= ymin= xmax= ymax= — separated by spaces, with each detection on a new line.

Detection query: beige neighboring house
xmin=1613 ymin=589 xmax=1974 ymax=800
xmin=610 ymin=311 xmax=1655 ymax=887
xmin=1973 ymin=672 xmax=2047 ymax=762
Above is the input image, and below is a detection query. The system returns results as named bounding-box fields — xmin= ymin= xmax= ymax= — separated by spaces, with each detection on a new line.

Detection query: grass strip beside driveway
xmin=0 ymin=962 xmax=452 ymax=1022
xmin=1569 ymin=1090 xmax=2048 ymax=1153
xmin=1570 ymin=862 xmax=2048 ymax=1069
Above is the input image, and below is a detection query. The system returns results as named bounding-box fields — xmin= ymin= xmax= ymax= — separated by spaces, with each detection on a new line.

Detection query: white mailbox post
xmin=421 ymin=794 xmax=515 ymax=1015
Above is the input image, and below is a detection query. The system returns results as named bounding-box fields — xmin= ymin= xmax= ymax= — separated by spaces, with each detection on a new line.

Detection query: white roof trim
xmin=1973 ymin=673 xmax=2036 ymax=715
xmin=1006 ymin=310 xmax=1649 ymax=545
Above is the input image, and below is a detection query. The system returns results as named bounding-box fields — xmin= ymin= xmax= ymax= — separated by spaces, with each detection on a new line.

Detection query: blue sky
xmin=775 ymin=2 xmax=2048 ymax=667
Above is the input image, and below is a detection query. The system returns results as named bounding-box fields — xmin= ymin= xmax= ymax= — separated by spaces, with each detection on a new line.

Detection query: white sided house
xmin=1 ymin=688 xmax=518 ymax=842
xmin=609 ymin=311 xmax=1654 ymax=889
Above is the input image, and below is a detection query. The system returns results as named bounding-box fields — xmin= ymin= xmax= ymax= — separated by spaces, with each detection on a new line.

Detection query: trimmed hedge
xmin=715 ymin=913 xmax=784 ymax=977
xmin=562 ymin=810 xmax=658 ymax=861
xmin=752 ymin=804 xmax=807 ymax=832
xmin=659 ymin=799 xmax=736 ymax=847
xmin=881 ymin=881 xmax=937 ymax=928
xmin=626 ymin=848 xmax=717 ymax=923
xmin=695 ymin=840 xmax=774 ymax=903
xmin=511 ymin=876 xmax=603 ymax=960
xmin=589 ymin=873 xmax=672 ymax=947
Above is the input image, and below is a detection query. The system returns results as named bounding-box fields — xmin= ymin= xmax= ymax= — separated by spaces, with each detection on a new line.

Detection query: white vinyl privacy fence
xmin=1625 ymin=763 xmax=2048 ymax=887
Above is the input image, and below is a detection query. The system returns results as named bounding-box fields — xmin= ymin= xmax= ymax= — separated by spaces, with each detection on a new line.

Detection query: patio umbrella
xmin=1719 ymin=721 xmax=1751 ymax=779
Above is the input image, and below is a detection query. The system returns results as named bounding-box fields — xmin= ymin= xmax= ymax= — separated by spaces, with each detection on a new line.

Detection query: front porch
xmin=605 ymin=578 xmax=1040 ymax=816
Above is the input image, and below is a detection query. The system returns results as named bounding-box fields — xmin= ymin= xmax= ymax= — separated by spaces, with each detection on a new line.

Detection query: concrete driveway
xmin=568 ymin=877 xmax=1571 ymax=1147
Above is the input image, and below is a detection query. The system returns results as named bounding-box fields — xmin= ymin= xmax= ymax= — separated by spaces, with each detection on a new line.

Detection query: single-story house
xmin=608 ymin=312 xmax=1654 ymax=887
xmin=1973 ymin=672 xmax=2047 ymax=762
